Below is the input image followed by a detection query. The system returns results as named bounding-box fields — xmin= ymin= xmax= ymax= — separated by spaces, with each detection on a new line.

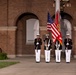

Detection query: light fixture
xmin=53 ymin=0 xmax=71 ymax=11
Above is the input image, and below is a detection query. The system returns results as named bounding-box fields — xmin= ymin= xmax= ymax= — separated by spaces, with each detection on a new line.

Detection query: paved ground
xmin=0 ymin=56 xmax=76 ymax=75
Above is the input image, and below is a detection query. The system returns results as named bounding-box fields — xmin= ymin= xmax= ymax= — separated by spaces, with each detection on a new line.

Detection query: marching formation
xmin=34 ymin=33 xmax=72 ymax=63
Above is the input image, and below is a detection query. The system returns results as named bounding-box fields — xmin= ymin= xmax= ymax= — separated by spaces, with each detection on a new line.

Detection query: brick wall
xmin=0 ymin=0 xmax=76 ymax=57
xmin=0 ymin=0 xmax=7 ymax=26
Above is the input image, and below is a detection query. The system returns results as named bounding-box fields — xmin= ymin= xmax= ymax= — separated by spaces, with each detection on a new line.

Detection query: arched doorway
xmin=16 ymin=13 xmax=39 ymax=56
xmin=61 ymin=18 xmax=72 ymax=51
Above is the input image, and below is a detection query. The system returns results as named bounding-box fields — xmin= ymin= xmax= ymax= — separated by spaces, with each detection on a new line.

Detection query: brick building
xmin=0 ymin=0 xmax=76 ymax=58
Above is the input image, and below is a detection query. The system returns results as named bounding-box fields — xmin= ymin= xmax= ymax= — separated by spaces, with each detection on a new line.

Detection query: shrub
xmin=0 ymin=53 xmax=8 ymax=60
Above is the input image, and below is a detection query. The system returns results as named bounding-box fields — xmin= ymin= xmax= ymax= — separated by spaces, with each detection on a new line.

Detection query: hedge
xmin=0 ymin=53 xmax=8 ymax=60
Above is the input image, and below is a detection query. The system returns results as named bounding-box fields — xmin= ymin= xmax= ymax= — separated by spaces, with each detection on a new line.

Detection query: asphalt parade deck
xmin=0 ymin=56 xmax=76 ymax=75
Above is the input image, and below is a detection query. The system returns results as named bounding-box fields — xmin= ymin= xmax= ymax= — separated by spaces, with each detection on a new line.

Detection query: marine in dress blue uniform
xmin=54 ymin=40 xmax=62 ymax=63
xmin=34 ymin=34 xmax=42 ymax=63
xmin=44 ymin=34 xmax=52 ymax=63
xmin=64 ymin=33 xmax=72 ymax=63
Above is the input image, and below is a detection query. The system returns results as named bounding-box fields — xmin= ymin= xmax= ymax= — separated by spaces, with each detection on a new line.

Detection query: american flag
xmin=47 ymin=12 xmax=62 ymax=44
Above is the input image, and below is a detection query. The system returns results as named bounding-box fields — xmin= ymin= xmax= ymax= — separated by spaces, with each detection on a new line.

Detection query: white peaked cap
xmin=36 ymin=34 xmax=40 ymax=35
xmin=66 ymin=33 xmax=70 ymax=35
xmin=46 ymin=34 xmax=49 ymax=36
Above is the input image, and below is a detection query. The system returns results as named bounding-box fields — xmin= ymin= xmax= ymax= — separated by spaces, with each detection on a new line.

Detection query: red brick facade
xmin=0 ymin=0 xmax=76 ymax=58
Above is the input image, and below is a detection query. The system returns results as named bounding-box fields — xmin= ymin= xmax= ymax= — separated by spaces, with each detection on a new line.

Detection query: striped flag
xmin=47 ymin=12 xmax=62 ymax=44
xmin=55 ymin=11 xmax=62 ymax=44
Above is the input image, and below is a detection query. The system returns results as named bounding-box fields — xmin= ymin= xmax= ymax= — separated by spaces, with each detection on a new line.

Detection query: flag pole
xmin=55 ymin=0 xmax=62 ymax=45
xmin=55 ymin=0 xmax=60 ymax=25
xmin=55 ymin=0 xmax=60 ymax=12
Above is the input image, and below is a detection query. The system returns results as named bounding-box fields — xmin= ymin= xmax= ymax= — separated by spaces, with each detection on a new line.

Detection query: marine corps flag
xmin=55 ymin=11 xmax=62 ymax=45
xmin=47 ymin=12 xmax=62 ymax=45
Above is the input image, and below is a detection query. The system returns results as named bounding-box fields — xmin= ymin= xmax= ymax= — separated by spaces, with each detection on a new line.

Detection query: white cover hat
xmin=66 ymin=33 xmax=70 ymax=35
xmin=46 ymin=34 xmax=49 ymax=36
xmin=36 ymin=34 xmax=40 ymax=35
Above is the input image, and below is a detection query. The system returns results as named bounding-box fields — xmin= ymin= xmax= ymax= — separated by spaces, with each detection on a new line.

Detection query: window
xmin=26 ymin=19 xmax=39 ymax=44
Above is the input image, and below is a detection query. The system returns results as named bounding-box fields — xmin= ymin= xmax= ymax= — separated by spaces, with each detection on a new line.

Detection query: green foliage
xmin=0 ymin=62 xmax=19 ymax=68
xmin=0 ymin=53 xmax=8 ymax=60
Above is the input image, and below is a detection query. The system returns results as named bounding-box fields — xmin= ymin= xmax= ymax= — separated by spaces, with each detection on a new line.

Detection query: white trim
xmin=16 ymin=54 xmax=35 ymax=57
xmin=16 ymin=54 xmax=45 ymax=58
xmin=74 ymin=55 xmax=76 ymax=58
xmin=0 ymin=26 xmax=17 ymax=31
xmin=7 ymin=55 xmax=16 ymax=58
xmin=16 ymin=54 xmax=23 ymax=57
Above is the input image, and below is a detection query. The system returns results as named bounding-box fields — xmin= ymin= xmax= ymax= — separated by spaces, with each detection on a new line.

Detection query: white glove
xmin=66 ymin=43 xmax=69 ymax=45
xmin=48 ymin=44 xmax=50 ymax=47
xmin=45 ymin=44 xmax=47 ymax=46
xmin=58 ymin=44 xmax=60 ymax=47
xmin=36 ymin=42 xmax=39 ymax=45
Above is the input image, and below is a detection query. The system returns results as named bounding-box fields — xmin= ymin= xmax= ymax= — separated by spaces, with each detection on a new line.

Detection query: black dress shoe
xmin=46 ymin=62 xmax=50 ymax=63
xmin=36 ymin=61 xmax=40 ymax=63
xmin=66 ymin=62 xmax=70 ymax=63
xmin=56 ymin=62 xmax=60 ymax=63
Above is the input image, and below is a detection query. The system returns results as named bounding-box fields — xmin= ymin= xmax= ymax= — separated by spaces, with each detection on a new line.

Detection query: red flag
xmin=55 ymin=11 xmax=62 ymax=45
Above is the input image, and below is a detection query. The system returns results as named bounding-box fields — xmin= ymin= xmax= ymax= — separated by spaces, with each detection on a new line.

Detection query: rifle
xmin=55 ymin=41 xmax=60 ymax=50
xmin=36 ymin=40 xmax=39 ymax=52
xmin=66 ymin=39 xmax=69 ymax=52
xmin=45 ymin=39 xmax=50 ymax=50
xmin=36 ymin=45 xmax=38 ymax=52
xmin=66 ymin=47 xmax=68 ymax=52
xmin=55 ymin=41 xmax=60 ymax=60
